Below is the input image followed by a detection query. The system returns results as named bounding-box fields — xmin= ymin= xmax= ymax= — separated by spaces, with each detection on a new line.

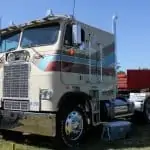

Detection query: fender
xmin=57 ymin=91 xmax=92 ymax=125
xmin=57 ymin=91 xmax=91 ymax=109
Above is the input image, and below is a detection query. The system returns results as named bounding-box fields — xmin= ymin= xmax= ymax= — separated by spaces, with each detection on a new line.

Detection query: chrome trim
xmin=65 ymin=111 xmax=83 ymax=141
xmin=3 ymin=62 xmax=30 ymax=99
xmin=2 ymin=97 xmax=29 ymax=100
xmin=115 ymin=113 xmax=133 ymax=118
xmin=3 ymin=99 xmax=29 ymax=111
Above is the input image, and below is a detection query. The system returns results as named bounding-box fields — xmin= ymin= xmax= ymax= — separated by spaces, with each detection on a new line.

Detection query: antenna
xmin=72 ymin=0 xmax=76 ymax=17
xmin=9 ymin=20 xmax=16 ymax=26
xmin=46 ymin=9 xmax=54 ymax=17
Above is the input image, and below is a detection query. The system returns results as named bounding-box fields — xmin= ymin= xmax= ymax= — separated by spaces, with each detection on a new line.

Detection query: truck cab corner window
xmin=81 ymin=29 xmax=85 ymax=42
xmin=64 ymin=24 xmax=85 ymax=48
xmin=64 ymin=24 xmax=73 ymax=46
xmin=80 ymin=29 xmax=86 ymax=50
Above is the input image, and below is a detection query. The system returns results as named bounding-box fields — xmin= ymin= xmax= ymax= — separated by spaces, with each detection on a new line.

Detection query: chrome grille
xmin=3 ymin=99 xmax=29 ymax=111
xmin=3 ymin=63 xmax=30 ymax=98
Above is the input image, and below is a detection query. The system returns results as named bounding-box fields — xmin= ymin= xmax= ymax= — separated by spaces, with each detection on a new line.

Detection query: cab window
xmin=81 ymin=29 xmax=85 ymax=42
xmin=64 ymin=24 xmax=85 ymax=47
xmin=64 ymin=24 xmax=73 ymax=46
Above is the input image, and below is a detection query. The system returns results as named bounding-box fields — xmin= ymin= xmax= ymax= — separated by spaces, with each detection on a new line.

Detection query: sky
xmin=0 ymin=0 xmax=150 ymax=71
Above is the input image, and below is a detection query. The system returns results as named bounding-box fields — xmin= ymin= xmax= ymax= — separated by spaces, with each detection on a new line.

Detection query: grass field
xmin=1 ymin=123 xmax=150 ymax=150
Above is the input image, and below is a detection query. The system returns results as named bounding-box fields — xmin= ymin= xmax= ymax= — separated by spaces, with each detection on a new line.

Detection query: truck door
xmin=60 ymin=24 xmax=87 ymax=85
xmin=60 ymin=24 xmax=103 ymax=85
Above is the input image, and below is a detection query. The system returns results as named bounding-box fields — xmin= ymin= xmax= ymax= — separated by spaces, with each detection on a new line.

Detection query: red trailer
xmin=117 ymin=70 xmax=150 ymax=123
xmin=127 ymin=69 xmax=150 ymax=91
xmin=117 ymin=70 xmax=150 ymax=91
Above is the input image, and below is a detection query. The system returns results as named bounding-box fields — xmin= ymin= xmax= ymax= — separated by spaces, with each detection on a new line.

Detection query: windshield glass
xmin=0 ymin=31 xmax=20 ymax=53
xmin=21 ymin=23 xmax=60 ymax=48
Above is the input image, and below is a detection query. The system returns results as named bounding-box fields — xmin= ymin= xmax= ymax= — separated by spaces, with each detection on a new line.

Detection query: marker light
xmin=68 ymin=48 xmax=75 ymax=56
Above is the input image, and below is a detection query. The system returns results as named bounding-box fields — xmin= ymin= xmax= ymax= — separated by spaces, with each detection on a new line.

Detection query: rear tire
xmin=142 ymin=98 xmax=150 ymax=123
xmin=57 ymin=104 xmax=87 ymax=148
xmin=133 ymin=98 xmax=150 ymax=124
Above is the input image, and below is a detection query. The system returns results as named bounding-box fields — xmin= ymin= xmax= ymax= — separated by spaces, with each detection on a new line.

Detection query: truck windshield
xmin=21 ymin=23 xmax=60 ymax=48
xmin=0 ymin=31 xmax=20 ymax=53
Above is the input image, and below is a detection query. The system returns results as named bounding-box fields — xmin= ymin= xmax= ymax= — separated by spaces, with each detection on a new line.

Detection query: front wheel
xmin=58 ymin=105 xmax=87 ymax=147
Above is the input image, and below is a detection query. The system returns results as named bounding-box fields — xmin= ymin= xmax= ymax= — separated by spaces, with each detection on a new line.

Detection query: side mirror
xmin=72 ymin=24 xmax=82 ymax=45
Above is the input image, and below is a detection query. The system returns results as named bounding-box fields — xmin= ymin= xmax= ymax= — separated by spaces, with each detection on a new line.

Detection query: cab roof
xmin=0 ymin=14 xmax=74 ymax=35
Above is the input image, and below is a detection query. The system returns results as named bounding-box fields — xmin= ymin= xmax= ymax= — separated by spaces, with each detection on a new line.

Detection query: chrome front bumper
xmin=0 ymin=110 xmax=56 ymax=137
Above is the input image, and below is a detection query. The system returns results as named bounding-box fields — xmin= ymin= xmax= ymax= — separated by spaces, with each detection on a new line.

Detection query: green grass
xmin=1 ymin=124 xmax=150 ymax=150
xmin=0 ymin=141 xmax=50 ymax=150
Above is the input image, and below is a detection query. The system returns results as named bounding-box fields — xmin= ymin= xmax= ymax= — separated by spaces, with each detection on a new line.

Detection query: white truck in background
xmin=129 ymin=92 xmax=150 ymax=123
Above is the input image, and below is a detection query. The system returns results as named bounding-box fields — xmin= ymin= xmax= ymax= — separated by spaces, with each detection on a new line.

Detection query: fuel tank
xmin=101 ymin=98 xmax=134 ymax=120
xmin=112 ymin=98 xmax=134 ymax=116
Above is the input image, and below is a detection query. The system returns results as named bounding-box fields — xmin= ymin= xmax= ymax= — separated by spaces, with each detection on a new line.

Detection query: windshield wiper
xmin=7 ymin=47 xmax=16 ymax=52
xmin=31 ymin=47 xmax=44 ymax=58
xmin=22 ymin=43 xmax=44 ymax=58
xmin=22 ymin=43 xmax=50 ymax=48
xmin=22 ymin=44 xmax=34 ymax=48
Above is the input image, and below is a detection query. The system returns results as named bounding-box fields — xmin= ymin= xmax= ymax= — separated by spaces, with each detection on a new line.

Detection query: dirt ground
xmin=1 ymin=122 xmax=150 ymax=150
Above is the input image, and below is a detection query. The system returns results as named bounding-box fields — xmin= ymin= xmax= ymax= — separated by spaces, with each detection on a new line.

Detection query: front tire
xmin=58 ymin=105 xmax=87 ymax=147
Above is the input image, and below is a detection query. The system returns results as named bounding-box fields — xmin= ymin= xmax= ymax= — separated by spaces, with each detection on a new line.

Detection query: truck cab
xmin=0 ymin=14 xmax=135 ymax=147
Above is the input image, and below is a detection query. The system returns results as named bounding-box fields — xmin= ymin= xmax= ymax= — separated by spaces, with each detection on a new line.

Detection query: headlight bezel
xmin=19 ymin=50 xmax=30 ymax=61
xmin=40 ymin=89 xmax=53 ymax=100
xmin=7 ymin=50 xmax=30 ymax=62
xmin=19 ymin=52 xmax=26 ymax=61
xmin=7 ymin=52 xmax=16 ymax=62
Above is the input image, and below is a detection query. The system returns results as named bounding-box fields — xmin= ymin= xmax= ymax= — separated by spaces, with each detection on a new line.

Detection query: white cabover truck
xmin=0 ymin=14 xmax=134 ymax=147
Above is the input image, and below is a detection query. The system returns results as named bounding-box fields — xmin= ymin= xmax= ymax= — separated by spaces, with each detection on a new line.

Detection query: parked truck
xmin=118 ymin=70 xmax=150 ymax=123
xmin=0 ymin=13 xmax=135 ymax=147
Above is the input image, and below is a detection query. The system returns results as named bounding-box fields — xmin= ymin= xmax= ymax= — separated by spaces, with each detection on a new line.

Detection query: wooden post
xmin=12 ymin=143 xmax=15 ymax=150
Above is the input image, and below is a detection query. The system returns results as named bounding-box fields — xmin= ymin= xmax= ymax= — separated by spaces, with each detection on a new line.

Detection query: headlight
xmin=19 ymin=51 xmax=30 ymax=61
xmin=40 ymin=89 xmax=53 ymax=100
xmin=7 ymin=52 xmax=15 ymax=62
xmin=25 ymin=51 xmax=30 ymax=61
xmin=19 ymin=52 xmax=26 ymax=61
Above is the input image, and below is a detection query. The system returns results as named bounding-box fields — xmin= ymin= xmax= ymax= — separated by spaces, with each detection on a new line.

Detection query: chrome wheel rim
xmin=145 ymin=101 xmax=150 ymax=120
xmin=65 ymin=111 xmax=84 ymax=141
